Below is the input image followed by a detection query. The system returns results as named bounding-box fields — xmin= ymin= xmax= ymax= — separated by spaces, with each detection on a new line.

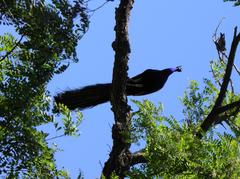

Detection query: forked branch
xmin=199 ymin=27 xmax=240 ymax=137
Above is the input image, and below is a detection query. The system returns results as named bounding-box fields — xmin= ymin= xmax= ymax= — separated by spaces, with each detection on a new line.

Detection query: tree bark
xmin=102 ymin=0 xmax=134 ymax=178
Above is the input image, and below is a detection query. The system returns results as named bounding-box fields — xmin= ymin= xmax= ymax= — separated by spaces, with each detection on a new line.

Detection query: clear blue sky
xmin=48 ymin=1 xmax=240 ymax=178
xmin=1 ymin=0 xmax=240 ymax=178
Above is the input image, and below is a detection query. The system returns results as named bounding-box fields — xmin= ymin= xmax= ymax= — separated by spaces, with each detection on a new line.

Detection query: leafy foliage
xmin=224 ymin=0 xmax=240 ymax=6
xmin=130 ymin=99 xmax=240 ymax=178
xmin=0 ymin=0 xmax=88 ymax=177
xmin=1 ymin=0 xmax=240 ymax=178
xmin=54 ymin=103 xmax=83 ymax=137
xmin=129 ymin=58 xmax=240 ymax=178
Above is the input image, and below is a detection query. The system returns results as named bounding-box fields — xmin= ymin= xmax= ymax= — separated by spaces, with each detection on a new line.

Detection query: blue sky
xmin=1 ymin=0 xmax=240 ymax=178
xmin=49 ymin=1 xmax=240 ymax=178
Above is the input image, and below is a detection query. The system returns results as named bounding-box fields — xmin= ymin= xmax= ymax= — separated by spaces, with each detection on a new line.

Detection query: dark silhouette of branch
xmin=216 ymin=100 xmax=240 ymax=115
xmin=102 ymin=0 xmax=134 ymax=178
xmin=198 ymin=27 xmax=240 ymax=137
xmin=211 ymin=102 xmax=240 ymax=126
xmin=131 ymin=149 xmax=147 ymax=165
xmin=224 ymin=108 xmax=240 ymax=133
xmin=215 ymin=27 xmax=239 ymax=108
xmin=233 ymin=64 xmax=240 ymax=76
xmin=0 ymin=34 xmax=24 ymax=62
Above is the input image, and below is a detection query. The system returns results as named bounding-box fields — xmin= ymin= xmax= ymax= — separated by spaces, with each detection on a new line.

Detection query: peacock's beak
xmin=176 ymin=66 xmax=182 ymax=72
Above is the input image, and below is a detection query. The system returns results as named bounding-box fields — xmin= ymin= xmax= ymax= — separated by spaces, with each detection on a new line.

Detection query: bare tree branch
xmin=102 ymin=0 xmax=134 ymax=178
xmin=212 ymin=17 xmax=225 ymax=42
xmin=212 ymin=19 xmax=240 ymax=76
xmin=198 ymin=27 xmax=240 ymax=137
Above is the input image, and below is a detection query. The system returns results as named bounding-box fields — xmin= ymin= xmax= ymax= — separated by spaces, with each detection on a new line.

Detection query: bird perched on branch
xmin=54 ymin=66 xmax=182 ymax=111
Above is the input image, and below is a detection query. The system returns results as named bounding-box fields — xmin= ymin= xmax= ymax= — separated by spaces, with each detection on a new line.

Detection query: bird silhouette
xmin=54 ymin=66 xmax=182 ymax=110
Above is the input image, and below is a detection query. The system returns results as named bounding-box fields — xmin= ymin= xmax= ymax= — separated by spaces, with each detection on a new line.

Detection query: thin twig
xmin=46 ymin=134 xmax=65 ymax=141
xmin=210 ymin=62 xmax=221 ymax=87
xmin=212 ymin=59 xmax=234 ymax=93
xmin=0 ymin=34 xmax=24 ymax=62
xmin=3 ymin=0 xmax=16 ymax=20
xmin=220 ymin=52 xmax=240 ymax=76
xmin=233 ymin=64 xmax=240 ymax=76
xmin=212 ymin=17 xmax=225 ymax=41
xmin=229 ymin=78 xmax=234 ymax=94
xmin=87 ymin=0 xmax=113 ymax=13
